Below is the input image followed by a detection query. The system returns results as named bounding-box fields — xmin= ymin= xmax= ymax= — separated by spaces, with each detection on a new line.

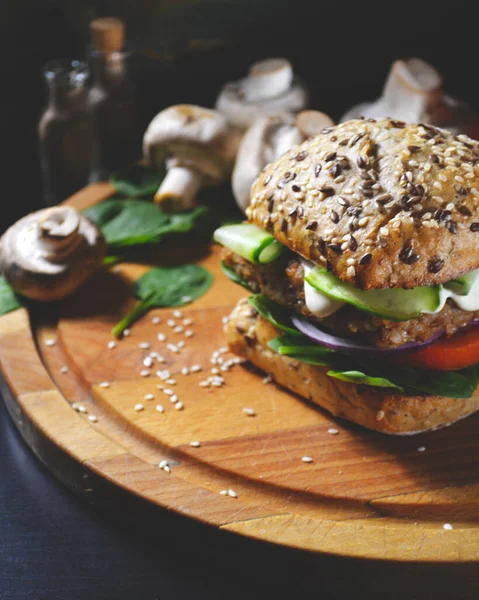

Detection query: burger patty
xmin=222 ymin=249 xmax=479 ymax=349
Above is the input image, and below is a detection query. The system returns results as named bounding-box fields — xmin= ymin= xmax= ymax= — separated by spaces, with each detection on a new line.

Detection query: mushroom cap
xmin=215 ymin=58 xmax=309 ymax=129
xmin=143 ymin=104 xmax=240 ymax=181
xmin=0 ymin=206 xmax=106 ymax=301
xmin=232 ymin=114 xmax=303 ymax=212
xmin=340 ymin=58 xmax=479 ymax=136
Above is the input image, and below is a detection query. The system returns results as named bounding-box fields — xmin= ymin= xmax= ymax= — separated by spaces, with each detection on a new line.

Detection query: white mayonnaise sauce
xmin=302 ymin=260 xmax=344 ymax=317
xmin=425 ymin=271 xmax=479 ymax=314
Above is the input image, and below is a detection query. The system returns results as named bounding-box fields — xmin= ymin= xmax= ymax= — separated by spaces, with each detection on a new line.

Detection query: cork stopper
xmin=89 ymin=17 xmax=125 ymax=53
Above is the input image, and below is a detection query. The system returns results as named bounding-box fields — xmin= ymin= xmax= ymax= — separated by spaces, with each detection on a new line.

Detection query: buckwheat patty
xmin=222 ymin=248 xmax=479 ymax=349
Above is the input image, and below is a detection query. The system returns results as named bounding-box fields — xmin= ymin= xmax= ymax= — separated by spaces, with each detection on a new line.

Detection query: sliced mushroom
xmin=0 ymin=206 xmax=106 ymax=301
xmin=232 ymin=110 xmax=334 ymax=212
xmin=341 ymin=58 xmax=479 ymax=135
xmin=143 ymin=104 xmax=241 ymax=212
xmin=215 ymin=58 xmax=309 ymax=130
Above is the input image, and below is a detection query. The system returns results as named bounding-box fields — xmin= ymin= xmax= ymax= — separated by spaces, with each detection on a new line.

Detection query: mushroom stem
xmin=382 ymin=59 xmax=442 ymax=120
xmin=154 ymin=166 xmax=203 ymax=211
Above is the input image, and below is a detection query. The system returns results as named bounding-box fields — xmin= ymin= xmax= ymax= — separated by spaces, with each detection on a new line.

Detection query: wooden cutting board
xmin=2 ymin=182 xmax=479 ymax=563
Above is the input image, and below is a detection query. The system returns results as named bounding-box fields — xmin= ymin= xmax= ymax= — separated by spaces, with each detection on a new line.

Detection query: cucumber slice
xmin=213 ymin=223 xmax=284 ymax=264
xmin=305 ymin=268 xmax=440 ymax=321
xmin=444 ymin=269 xmax=479 ymax=296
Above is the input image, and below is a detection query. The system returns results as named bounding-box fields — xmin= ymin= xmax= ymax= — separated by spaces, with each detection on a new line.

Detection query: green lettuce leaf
xmin=84 ymin=199 xmax=207 ymax=250
xmin=220 ymin=261 xmax=254 ymax=292
xmin=253 ymin=294 xmax=479 ymax=398
xmin=110 ymin=164 xmax=164 ymax=198
xmin=327 ymin=370 xmax=404 ymax=391
xmin=249 ymin=294 xmax=302 ymax=337
xmin=0 ymin=276 xmax=22 ymax=316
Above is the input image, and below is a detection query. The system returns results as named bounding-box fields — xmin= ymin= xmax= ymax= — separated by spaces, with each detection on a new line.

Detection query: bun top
xmin=247 ymin=118 xmax=479 ymax=290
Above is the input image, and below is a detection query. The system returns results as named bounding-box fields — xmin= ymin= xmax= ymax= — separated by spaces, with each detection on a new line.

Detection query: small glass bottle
xmin=87 ymin=17 xmax=140 ymax=181
xmin=38 ymin=59 xmax=95 ymax=206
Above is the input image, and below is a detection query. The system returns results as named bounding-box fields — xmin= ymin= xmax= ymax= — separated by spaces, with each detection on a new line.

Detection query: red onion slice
xmin=291 ymin=316 xmax=445 ymax=356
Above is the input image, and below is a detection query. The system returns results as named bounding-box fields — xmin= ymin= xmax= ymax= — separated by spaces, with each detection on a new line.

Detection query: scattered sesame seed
xmin=175 ymin=401 xmax=183 ymax=410
xmin=143 ymin=357 xmax=153 ymax=368
xmin=77 ymin=405 xmax=87 ymax=414
xmin=183 ymin=318 xmax=193 ymax=326
xmin=417 ymin=446 xmax=426 ymax=452
xmin=138 ymin=342 xmax=150 ymax=349
xmin=443 ymin=523 xmax=453 ymax=531
xmin=301 ymin=456 xmax=313 ymax=463
xmin=184 ymin=330 xmax=194 ymax=338
xmin=157 ymin=370 xmax=171 ymax=380
xmin=45 ymin=339 xmax=56 ymax=347
xmin=173 ymin=310 xmax=183 ymax=318
xmin=108 ymin=341 xmax=117 ymax=349
xmin=163 ymin=388 xmax=174 ymax=396
xmin=156 ymin=404 xmax=164 ymax=413
xmin=328 ymin=428 xmax=339 ymax=435
xmin=222 ymin=317 xmax=229 ymax=325
xmin=123 ymin=329 xmax=130 ymax=337
xmin=167 ymin=344 xmax=179 ymax=353
xmin=140 ymin=370 xmax=150 ymax=377
xmin=174 ymin=326 xmax=184 ymax=333
xmin=88 ymin=415 xmax=98 ymax=423
xmin=177 ymin=340 xmax=185 ymax=348
xmin=262 ymin=375 xmax=272 ymax=384
xmin=152 ymin=316 xmax=161 ymax=324
xmin=211 ymin=367 xmax=220 ymax=375
xmin=167 ymin=319 xmax=176 ymax=327
xmin=219 ymin=489 xmax=228 ymax=496
xmin=190 ymin=365 xmax=201 ymax=373
xmin=134 ymin=403 xmax=144 ymax=412
xmin=144 ymin=393 xmax=155 ymax=401
xmin=60 ymin=365 xmax=68 ymax=374
xmin=190 ymin=441 xmax=201 ymax=448
xmin=181 ymin=367 xmax=190 ymax=376
xmin=376 ymin=410 xmax=385 ymax=421
xmin=157 ymin=333 xmax=167 ymax=342
xmin=228 ymin=489 xmax=237 ymax=498
xmin=243 ymin=407 xmax=256 ymax=417
xmin=72 ymin=402 xmax=80 ymax=411
xmin=99 ymin=381 xmax=110 ymax=388
xmin=165 ymin=378 xmax=176 ymax=385
xmin=170 ymin=395 xmax=178 ymax=403
xmin=163 ymin=465 xmax=171 ymax=473
xmin=199 ymin=380 xmax=209 ymax=388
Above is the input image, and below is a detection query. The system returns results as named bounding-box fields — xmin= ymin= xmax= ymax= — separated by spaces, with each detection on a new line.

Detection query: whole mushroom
xmin=341 ymin=58 xmax=479 ymax=137
xmin=232 ymin=110 xmax=334 ymax=212
xmin=143 ymin=104 xmax=241 ymax=212
xmin=0 ymin=206 xmax=106 ymax=301
xmin=215 ymin=58 xmax=309 ymax=130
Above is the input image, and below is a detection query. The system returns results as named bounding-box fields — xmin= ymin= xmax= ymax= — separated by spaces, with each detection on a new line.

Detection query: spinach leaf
xmin=110 ymin=164 xmax=164 ymax=198
xmin=0 ymin=276 xmax=21 ymax=316
xmin=112 ymin=264 xmax=214 ymax=337
xmin=220 ymin=260 xmax=254 ymax=292
xmin=84 ymin=199 xmax=207 ymax=250
xmin=327 ymin=370 xmax=404 ymax=391
xmin=249 ymin=294 xmax=302 ymax=337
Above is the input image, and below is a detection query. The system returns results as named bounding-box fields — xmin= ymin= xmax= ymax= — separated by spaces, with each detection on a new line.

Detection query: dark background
xmin=1 ymin=0 xmax=479 ymax=229
xmin=2 ymin=1 xmax=479 ymax=598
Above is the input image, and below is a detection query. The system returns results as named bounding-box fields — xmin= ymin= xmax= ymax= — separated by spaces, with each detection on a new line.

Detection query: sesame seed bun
xmin=247 ymin=118 xmax=479 ymax=290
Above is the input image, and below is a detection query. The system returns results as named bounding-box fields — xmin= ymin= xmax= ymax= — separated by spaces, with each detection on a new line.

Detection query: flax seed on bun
xmin=247 ymin=118 xmax=479 ymax=290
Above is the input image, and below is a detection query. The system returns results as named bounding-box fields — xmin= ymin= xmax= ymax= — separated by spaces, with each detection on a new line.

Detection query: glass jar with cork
xmin=87 ymin=17 xmax=141 ymax=181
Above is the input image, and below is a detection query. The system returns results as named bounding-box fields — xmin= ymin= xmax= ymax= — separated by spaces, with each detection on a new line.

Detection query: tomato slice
xmin=395 ymin=325 xmax=479 ymax=371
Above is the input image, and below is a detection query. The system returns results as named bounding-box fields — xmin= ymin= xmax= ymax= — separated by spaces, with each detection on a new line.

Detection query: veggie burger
xmin=214 ymin=118 xmax=479 ymax=434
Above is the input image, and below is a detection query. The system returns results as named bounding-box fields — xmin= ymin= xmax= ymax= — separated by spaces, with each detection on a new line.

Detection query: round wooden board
xmin=2 ymin=182 xmax=479 ymax=564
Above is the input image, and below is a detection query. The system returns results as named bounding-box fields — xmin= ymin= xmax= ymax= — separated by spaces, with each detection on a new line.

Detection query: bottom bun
xmin=225 ymin=298 xmax=479 ymax=435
